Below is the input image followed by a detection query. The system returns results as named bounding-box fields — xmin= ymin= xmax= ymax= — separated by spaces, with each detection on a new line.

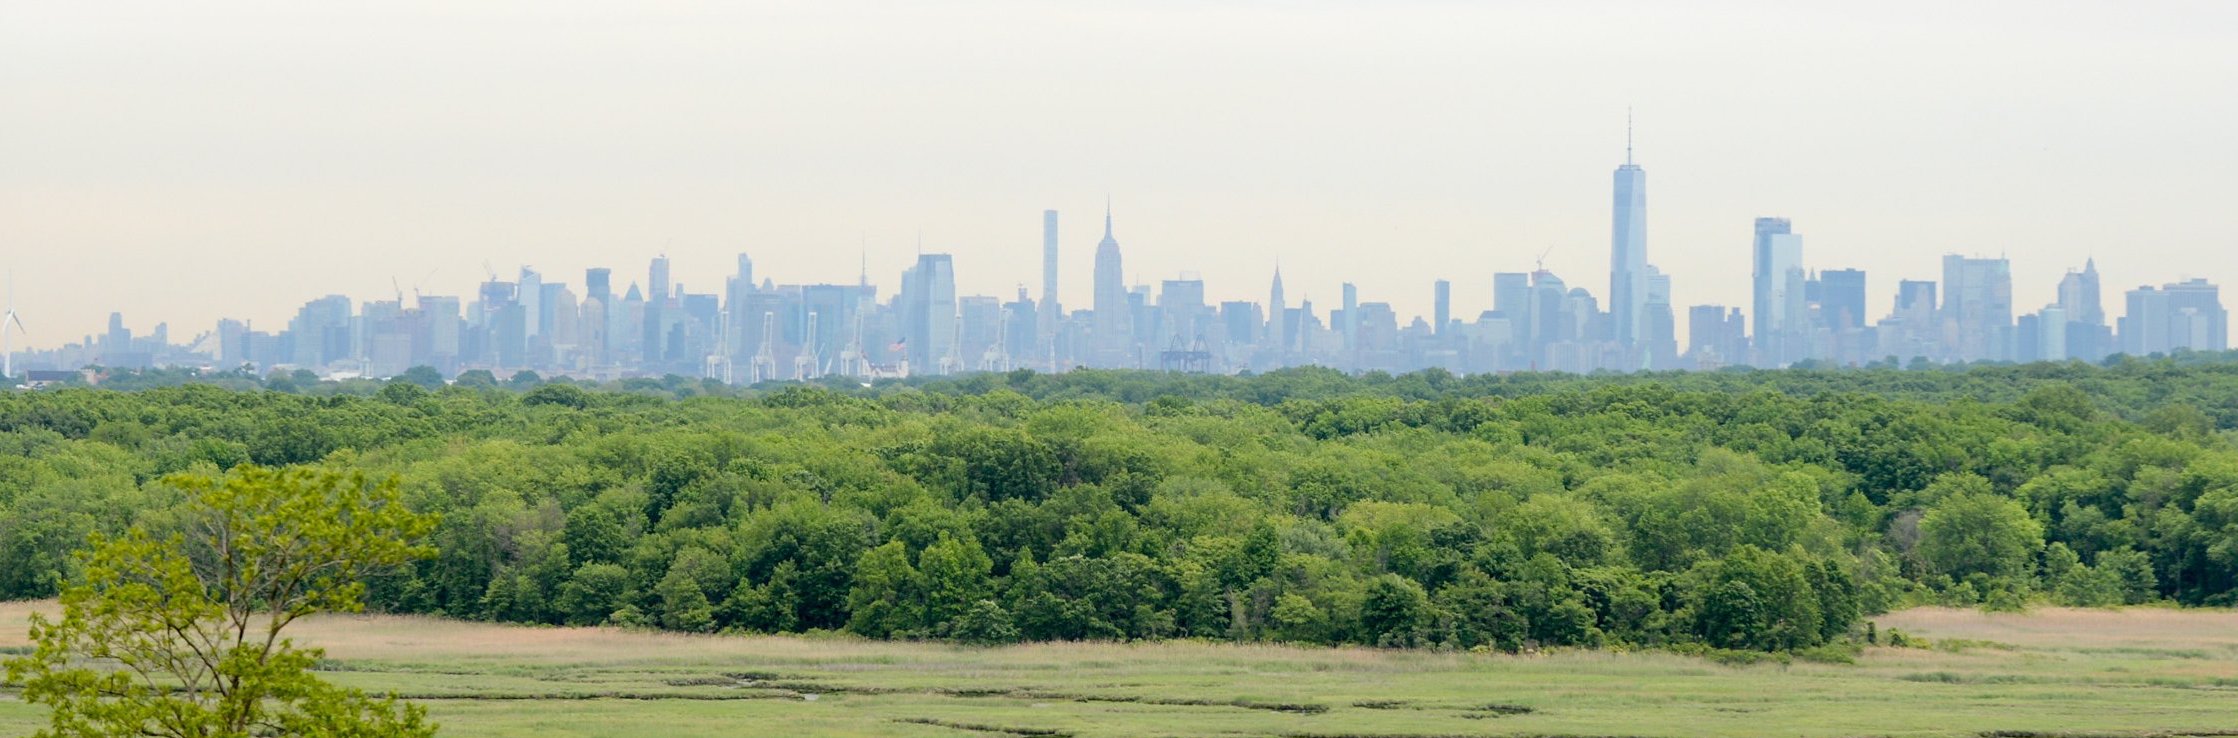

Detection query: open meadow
xmin=8 ymin=602 xmax=2238 ymax=738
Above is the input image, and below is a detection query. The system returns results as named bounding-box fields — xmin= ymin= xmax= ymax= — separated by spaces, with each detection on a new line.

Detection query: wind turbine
xmin=2 ymin=276 xmax=25 ymax=385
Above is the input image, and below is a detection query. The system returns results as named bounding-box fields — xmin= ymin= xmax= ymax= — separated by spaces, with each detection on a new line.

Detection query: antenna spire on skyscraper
xmin=1626 ymin=106 xmax=1635 ymax=165
xmin=1103 ymin=196 xmax=1114 ymax=240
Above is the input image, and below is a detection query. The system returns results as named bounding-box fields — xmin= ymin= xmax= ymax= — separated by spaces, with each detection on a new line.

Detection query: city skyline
xmin=8 ymin=185 xmax=2221 ymax=361
xmin=6 ymin=2 xmax=2236 ymax=352
xmin=8 ymin=169 xmax=2222 ymax=356
xmin=11 ymin=144 xmax=2228 ymax=383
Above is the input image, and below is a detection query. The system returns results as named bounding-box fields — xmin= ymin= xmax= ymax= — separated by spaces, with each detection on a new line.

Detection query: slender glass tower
xmin=1040 ymin=210 xmax=1060 ymax=360
xmin=1610 ymin=113 xmax=1647 ymax=348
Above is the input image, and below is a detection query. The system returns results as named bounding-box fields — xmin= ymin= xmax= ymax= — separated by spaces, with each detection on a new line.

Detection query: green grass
xmin=8 ymin=603 xmax=2238 ymax=737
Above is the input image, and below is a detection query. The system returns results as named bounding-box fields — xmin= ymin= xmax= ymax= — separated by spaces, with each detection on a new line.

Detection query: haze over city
xmin=21 ymin=6 xmax=2238 ymax=738
xmin=5 ymin=1 xmax=2235 ymax=354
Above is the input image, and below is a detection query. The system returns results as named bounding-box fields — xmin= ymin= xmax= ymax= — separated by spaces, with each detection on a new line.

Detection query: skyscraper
xmin=2164 ymin=279 xmax=2229 ymax=352
xmin=420 ymin=295 xmax=462 ymax=371
xmin=1433 ymin=279 xmax=1451 ymax=336
xmin=2055 ymin=259 xmax=2108 ymax=361
xmin=1092 ymin=204 xmax=1129 ymax=366
xmin=1158 ymin=277 xmax=1206 ymax=350
xmin=1815 ymin=269 xmax=1868 ymax=331
xmin=1610 ymin=118 xmax=1647 ymax=348
xmin=900 ymin=254 xmax=958 ymax=372
xmin=1040 ymin=209 xmax=1059 ymax=361
xmin=2121 ymin=279 xmax=2228 ymax=355
xmin=1750 ymin=217 xmax=1803 ymax=365
xmin=289 ymin=295 xmax=353 ymax=368
xmin=1642 ymin=266 xmax=1676 ymax=367
xmin=519 ymin=267 xmax=542 ymax=339
xmin=1266 ymin=265 xmax=1287 ymax=357
xmin=1686 ymin=305 xmax=1748 ymax=367
xmin=649 ymin=255 xmax=671 ymax=304
xmin=1941 ymin=255 xmax=2014 ymax=362
xmin=2057 ymin=259 xmax=2104 ymax=327
xmin=582 ymin=268 xmax=613 ymax=370
xmin=725 ymin=254 xmax=755 ymax=367
xmin=584 ymin=269 xmax=611 ymax=306
xmin=1341 ymin=282 xmax=1359 ymax=354
xmin=1041 ymin=210 xmax=1059 ymax=312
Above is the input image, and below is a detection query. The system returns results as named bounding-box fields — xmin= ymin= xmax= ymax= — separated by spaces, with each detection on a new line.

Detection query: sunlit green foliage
xmin=3 ymin=465 xmax=436 ymax=738
xmin=11 ymin=358 xmax=2238 ymax=654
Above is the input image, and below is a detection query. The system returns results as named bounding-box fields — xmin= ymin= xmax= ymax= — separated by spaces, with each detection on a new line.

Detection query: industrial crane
xmin=749 ymin=311 xmax=778 ymax=384
xmin=2 ymin=275 xmax=26 ymax=383
xmin=836 ymin=313 xmax=868 ymax=379
xmin=978 ymin=309 xmax=1010 ymax=372
xmin=794 ymin=311 xmax=821 ymax=380
xmin=937 ymin=314 xmax=965 ymax=375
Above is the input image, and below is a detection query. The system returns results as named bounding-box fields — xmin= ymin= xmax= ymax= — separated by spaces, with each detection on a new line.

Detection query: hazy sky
xmin=5 ymin=1 xmax=2236 ymax=350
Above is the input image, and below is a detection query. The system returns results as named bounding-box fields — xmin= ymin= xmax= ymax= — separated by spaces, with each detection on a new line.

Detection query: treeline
xmin=4 ymin=362 xmax=2238 ymax=652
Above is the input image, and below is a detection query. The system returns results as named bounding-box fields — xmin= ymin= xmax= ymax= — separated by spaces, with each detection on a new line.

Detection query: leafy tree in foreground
xmin=4 ymin=465 xmax=438 ymax=738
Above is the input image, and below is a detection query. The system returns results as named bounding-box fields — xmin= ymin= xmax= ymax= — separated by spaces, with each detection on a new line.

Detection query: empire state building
xmin=1092 ymin=204 xmax=1130 ymax=366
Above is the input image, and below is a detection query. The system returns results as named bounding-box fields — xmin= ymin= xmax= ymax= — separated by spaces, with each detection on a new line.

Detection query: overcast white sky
xmin=4 ymin=1 xmax=2235 ymax=349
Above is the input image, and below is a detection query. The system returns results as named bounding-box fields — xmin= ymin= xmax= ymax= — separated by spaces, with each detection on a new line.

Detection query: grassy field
xmin=7 ymin=602 xmax=2238 ymax=737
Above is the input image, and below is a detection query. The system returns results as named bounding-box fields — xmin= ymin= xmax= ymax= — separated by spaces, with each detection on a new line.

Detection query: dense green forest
xmin=8 ymin=359 xmax=2238 ymax=653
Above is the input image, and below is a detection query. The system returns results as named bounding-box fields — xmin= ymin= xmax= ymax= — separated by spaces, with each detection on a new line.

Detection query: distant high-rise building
xmin=216 ymin=319 xmax=248 ymax=367
xmin=2037 ymin=305 xmax=2068 ymax=361
xmin=1433 ymin=280 xmax=1452 ymax=336
xmin=420 ymin=295 xmax=462 ymax=371
xmin=2165 ymin=279 xmax=2229 ymax=353
xmin=1750 ymin=218 xmax=1804 ymax=365
xmin=1266 ymin=266 xmax=1288 ymax=357
xmin=104 ymin=312 xmax=130 ymax=358
xmin=2056 ymin=259 xmax=2111 ymax=361
xmin=725 ymin=255 xmax=755 ymax=367
xmin=579 ymin=269 xmax=611 ymax=369
xmin=1816 ymin=269 xmax=1868 ymax=331
xmin=1610 ymin=119 xmax=1648 ymax=348
xmin=1687 ymin=305 xmax=1747 ymax=367
xmin=288 ymin=295 xmax=353 ymax=369
xmin=1941 ymin=255 xmax=2014 ymax=362
xmin=956 ymin=295 xmax=1002 ymax=372
xmin=585 ymin=268 xmax=612 ymax=306
xmin=1493 ymin=272 xmax=1530 ymax=359
xmin=540 ymin=283 xmax=576 ymax=355
xmin=900 ymin=254 xmax=958 ymax=372
xmin=2121 ymin=279 xmax=2228 ymax=355
xmin=1039 ymin=210 xmax=1060 ymax=364
xmin=1527 ymin=269 xmax=1569 ymax=368
xmin=2121 ymin=286 xmax=2171 ymax=356
xmin=1354 ymin=302 xmax=1400 ymax=370
xmin=2057 ymin=259 xmax=2104 ymax=327
xmin=1872 ymin=279 xmax=1940 ymax=362
xmin=1091 ymin=205 xmax=1129 ymax=366
xmin=1894 ymin=280 xmax=1938 ymax=322
xmin=519 ymin=267 xmax=543 ymax=340
xmin=1219 ymin=300 xmax=1260 ymax=349
xmin=1159 ymin=277 xmax=1207 ymax=350
xmin=1642 ymin=266 xmax=1676 ymax=367
xmin=1341 ymin=282 xmax=1360 ymax=355
xmin=2019 ymin=305 xmax=2067 ymax=363
xmin=649 ymin=255 xmax=672 ymax=304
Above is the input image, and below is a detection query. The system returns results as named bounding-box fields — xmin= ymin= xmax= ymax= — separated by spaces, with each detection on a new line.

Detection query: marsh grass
xmin=9 ymin=601 xmax=2238 ymax=737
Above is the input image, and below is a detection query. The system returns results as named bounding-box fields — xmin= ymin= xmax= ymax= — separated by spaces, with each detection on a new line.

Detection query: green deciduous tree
xmin=4 ymin=465 xmax=437 ymax=738
xmin=919 ymin=535 xmax=994 ymax=635
xmin=1917 ymin=492 xmax=2044 ymax=584
xmin=845 ymin=540 xmax=924 ymax=638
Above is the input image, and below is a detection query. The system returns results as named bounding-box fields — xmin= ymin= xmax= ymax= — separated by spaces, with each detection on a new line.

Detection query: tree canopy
xmin=9 ymin=359 xmax=2238 ymax=654
xmin=4 ymin=465 xmax=436 ymax=738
